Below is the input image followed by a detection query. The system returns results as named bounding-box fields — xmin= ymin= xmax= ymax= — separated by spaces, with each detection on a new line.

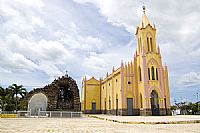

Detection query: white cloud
xmin=1 ymin=33 xmax=76 ymax=79
xmin=73 ymin=0 xmax=99 ymax=5
xmin=179 ymin=72 xmax=200 ymax=87
xmin=0 ymin=67 xmax=12 ymax=73
xmin=60 ymin=33 xmax=103 ymax=51
xmin=5 ymin=34 xmax=73 ymax=63
xmin=39 ymin=63 xmax=63 ymax=81
xmin=0 ymin=39 xmax=37 ymax=72
xmin=73 ymin=0 xmax=141 ymax=33
xmin=14 ymin=0 xmax=44 ymax=8
xmin=54 ymin=22 xmax=104 ymax=52
xmin=31 ymin=16 xmax=44 ymax=27
xmin=0 ymin=0 xmax=109 ymax=82
xmin=83 ymin=52 xmax=108 ymax=71
xmin=73 ymin=0 xmax=200 ymax=61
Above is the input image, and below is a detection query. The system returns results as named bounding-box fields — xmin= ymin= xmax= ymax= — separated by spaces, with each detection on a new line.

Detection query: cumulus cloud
xmin=0 ymin=0 xmax=44 ymax=34
xmin=73 ymin=0 xmax=200 ymax=77
xmin=0 ymin=0 xmax=123 ymax=86
xmin=179 ymin=72 xmax=200 ymax=87
xmin=83 ymin=52 xmax=108 ymax=71
xmin=73 ymin=0 xmax=141 ymax=33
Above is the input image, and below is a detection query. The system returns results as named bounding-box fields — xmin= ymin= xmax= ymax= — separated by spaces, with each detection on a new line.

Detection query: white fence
xmin=17 ymin=110 xmax=82 ymax=118
xmin=0 ymin=111 xmax=17 ymax=114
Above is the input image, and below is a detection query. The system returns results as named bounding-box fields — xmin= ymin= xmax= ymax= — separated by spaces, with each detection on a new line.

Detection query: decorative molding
xmin=86 ymin=84 xmax=100 ymax=86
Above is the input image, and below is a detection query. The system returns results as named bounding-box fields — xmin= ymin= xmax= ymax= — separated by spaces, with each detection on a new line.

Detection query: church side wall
xmin=101 ymin=68 xmax=122 ymax=115
xmin=121 ymin=62 xmax=138 ymax=116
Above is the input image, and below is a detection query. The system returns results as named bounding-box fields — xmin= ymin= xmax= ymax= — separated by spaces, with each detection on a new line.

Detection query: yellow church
xmin=81 ymin=6 xmax=171 ymax=116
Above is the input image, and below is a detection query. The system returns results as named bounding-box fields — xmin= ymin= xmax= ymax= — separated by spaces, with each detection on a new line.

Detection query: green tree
xmin=191 ymin=103 xmax=198 ymax=114
xmin=9 ymin=84 xmax=27 ymax=112
xmin=0 ymin=86 xmax=12 ymax=111
xmin=171 ymin=105 xmax=177 ymax=111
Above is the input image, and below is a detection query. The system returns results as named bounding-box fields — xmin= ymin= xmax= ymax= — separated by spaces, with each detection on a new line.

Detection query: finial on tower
xmin=142 ymin=5 xmax=146 ymax=14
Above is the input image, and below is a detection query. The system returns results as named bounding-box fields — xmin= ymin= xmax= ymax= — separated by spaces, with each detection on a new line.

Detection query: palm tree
xmin=9 ymin=84 xmax=27 ymax=112
xmin=0 ymin=86 xmax=12 ymax=111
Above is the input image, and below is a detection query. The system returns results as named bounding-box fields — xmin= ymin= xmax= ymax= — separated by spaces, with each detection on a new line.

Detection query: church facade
xmin=81 ymin=7 xmax=171 ymax=116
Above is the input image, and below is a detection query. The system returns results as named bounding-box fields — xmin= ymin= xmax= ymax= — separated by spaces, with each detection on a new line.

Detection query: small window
xmin=128 ymin=81 xmax=131 ymax=84
xmin=116 ymin=79 xmax=118 ymax=82
xmin=140 ymin=38 xmax=142 ymax=52
xmin=139 ymin=66 xmax=142 ymax=81
xmin=147 ymin=37 xmax=150 ymax=52
xmin=151 ymin=66 xmax=155 ymax=80
xmin=109 ymin=83 xmax=110 ymax=86
xmin=150 ymin=38 xmax=153 ymax=52
xmin=148 ymin=68 xmax=151 ymax=80
xmin=156 ymin=68 xmax=158 ymax=80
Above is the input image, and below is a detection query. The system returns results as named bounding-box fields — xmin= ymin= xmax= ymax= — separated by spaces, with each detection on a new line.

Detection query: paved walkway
xmin=88 ymin=115 xmax=200 ymax=124
xmin=0 ymin=116 xmax=200 ymax=133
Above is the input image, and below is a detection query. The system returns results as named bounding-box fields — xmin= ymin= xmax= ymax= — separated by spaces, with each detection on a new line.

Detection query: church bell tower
xmin=135 ymin=6 xmax=171 ymax=116
xmin=136 ymin=6 xmax=157 ymax=55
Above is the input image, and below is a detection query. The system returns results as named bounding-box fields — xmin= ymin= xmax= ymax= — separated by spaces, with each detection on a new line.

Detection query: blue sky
xmin=0 ymin=0 xmax=200 ymax=104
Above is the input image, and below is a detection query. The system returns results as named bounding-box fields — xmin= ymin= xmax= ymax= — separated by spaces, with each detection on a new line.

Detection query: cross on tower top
xmin=65 ymin=70 xmax=68 ymax=77
xmin=142 ymin=5 xmax=146 ymax=14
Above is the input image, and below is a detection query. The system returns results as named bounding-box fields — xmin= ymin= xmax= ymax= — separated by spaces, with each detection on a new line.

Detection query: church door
xmin=92 ymin=103 xmax=96 ymax=114
xmin=116 ymin=99 xmax=118 ymax=116
xmin=151 ymin=90 xmax=160 ymax=116
xmin=104 ymin=101 xmax=106 ymax=114
xmin=127 ymin=98 xmax=133 ymax=116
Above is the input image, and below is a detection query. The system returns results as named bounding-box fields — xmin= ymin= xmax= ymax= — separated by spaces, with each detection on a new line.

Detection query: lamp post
xmin=194 ymin=92 xmax=199 ymax=114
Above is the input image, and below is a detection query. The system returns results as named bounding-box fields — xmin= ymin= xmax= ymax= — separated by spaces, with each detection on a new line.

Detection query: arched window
xmin=140 ymin=93 xmax=143 ymax=108
xmin=151 ymin=66 xmax=155 ymax=80
xmin=139 ymin=66 xmax=142 ymax=81
xmin=150 ymin=38 xmax=153 ymax=52
xmin=139 ymin=38 xmax=142 ymax=52
xmin=138 ymin=37 xmax=142 ymax=52
xmin=156 ymin=68 xmax=158 ymax=80
xmin=147 ymin=37 xmax=150 ymax=52
xmin=148 ymin=68 xmax=151 ymax=80
xmin=138 ymin=38 xmax=140 ymax=52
